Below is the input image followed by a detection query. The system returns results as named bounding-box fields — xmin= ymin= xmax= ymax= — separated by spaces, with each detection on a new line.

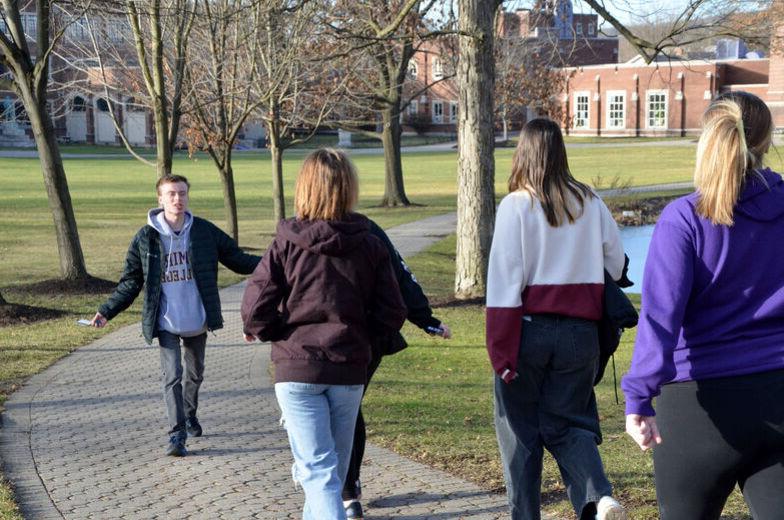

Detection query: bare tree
xmin=495 ymin=33 xmax=565 ymax=141
xmin=67 ymin=0 xmax=196 ymax=176
xmin=583 ymin=0 xmax=773 ymax=63
xmin=250 ymin=0 xmax=342 ymax=222
xmin=182 ymin=0 xmax=262 ymax=241
xmin=325 ymin=0 xmax=457 ymax=207
xmin=454 ymin=0 xmax=502 ymax=299
xmin=0 ymin=0 xmax=89 ymax=280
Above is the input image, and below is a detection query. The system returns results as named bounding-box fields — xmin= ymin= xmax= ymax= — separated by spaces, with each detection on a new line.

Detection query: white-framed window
xmin=408 ymin=99 xmax=418 ymax=115
xmin=14 ymin=102 xmax=29 ymax=125
xmin=449 ymin=101 xmax=458 ymax=123
xmin=432 ymin=58 xmax=444 ymax=80
xmin=106 ymin=18 xmax=125 ymax=42
xmin=71 ymin=95 xmax=87 ymax=112
xmin=606 ymin=91 xmax=626 ymax=129
xmin=21 ymin=14 xmax=37 ymax=38
xmin=587 ymin=23 xmax=595 ymax=36
xmin=408 ymin=61 xmax=418 ymax=80
xmin=646 ymin=90 xmax=668 ymax=129
xmin=432 ymin=100 xmax=443 ymax=123
xmin=575 ymin=23 xmax=583 ymax=36
xmin=573 ymin=91 xmax=589 ymax=129
xmin=0 ymin=101 xmax=12 ymax=121
xmin=65 ymin=18 xmax=88 ymax=41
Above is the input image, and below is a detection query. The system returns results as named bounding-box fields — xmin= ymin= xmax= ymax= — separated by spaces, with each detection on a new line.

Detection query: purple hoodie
xmin=622 ymin=168 xmax=784 ymax=416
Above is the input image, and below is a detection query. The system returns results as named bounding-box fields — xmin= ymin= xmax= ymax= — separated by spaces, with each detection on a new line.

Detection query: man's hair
xmin=156 ymin=174 xmax=190 ymax=194
xmin=294 ymin=148 xmax=358 ymax=221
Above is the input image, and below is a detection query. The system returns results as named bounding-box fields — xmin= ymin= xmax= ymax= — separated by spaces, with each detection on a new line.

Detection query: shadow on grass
xmin=5 ymin=275 xmax=117 ymax=296
xmin=0 ymin=303 xmax=67 ymax=326
xmin=430 ymin=297 xmax=484 ymax=308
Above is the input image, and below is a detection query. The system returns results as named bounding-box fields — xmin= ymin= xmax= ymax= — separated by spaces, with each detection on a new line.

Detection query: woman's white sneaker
xmin=596 ymin=496 xmax=627 ymax=520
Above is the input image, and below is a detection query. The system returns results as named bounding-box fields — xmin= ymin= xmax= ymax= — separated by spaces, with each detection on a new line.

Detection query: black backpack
xmin=595 ymin=257 xmax=638 ymax=387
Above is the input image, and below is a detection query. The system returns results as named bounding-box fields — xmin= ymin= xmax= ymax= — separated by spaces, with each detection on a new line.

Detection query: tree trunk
xmin=154 ymin=106 xmax=173 ymax=177
xmin=219 ymin=154 xmax=239 ymax=242
xmin=26 ymin=93 xmax=89 ymax=282
xmin=455 ymin=0 xmax=500 ymax=299
xmin=269 ymin=134 xmax=286 ymax=221
xmin=380 ymin=106 xmax=410 ymax=207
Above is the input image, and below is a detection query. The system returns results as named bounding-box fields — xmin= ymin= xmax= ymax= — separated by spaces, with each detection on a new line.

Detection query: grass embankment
xmin=364 ymin=234 xmax=753 ymax=519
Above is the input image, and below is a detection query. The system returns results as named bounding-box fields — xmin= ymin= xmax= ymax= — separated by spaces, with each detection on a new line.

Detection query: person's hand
xmin=439 ymin=324 xmax=452 ymax=339
xmin=90 ymin=312 xmax=107 ymax=328
xmin=626 ymin=414 xmax=662 ymax=451
xmin=243 ymin=333 xmax=256 ymax=343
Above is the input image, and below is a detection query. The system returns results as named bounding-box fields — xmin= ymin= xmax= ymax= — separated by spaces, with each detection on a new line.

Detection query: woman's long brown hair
xmin=508 ymin=118 xmax=593 ymax=226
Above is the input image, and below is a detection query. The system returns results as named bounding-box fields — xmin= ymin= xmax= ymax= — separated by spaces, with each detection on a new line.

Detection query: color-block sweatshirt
xmin=622 ymin=168 xmax=784 ymax=417
xmin=486 ymin=190 xmax=625 ymax=382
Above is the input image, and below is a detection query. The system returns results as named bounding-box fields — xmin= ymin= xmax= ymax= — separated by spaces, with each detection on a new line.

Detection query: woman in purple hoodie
xmin=241 ymin=149 xmax=407 ymax=520
xmin=622 ymin=91 xmax=784 ymax=518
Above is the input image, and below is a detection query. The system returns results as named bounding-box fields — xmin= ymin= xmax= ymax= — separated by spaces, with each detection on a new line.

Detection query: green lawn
xmin=3 ymin=143 xmax=732 ymax=289
xmin=364 ymin=235 xmax=753 ymax=520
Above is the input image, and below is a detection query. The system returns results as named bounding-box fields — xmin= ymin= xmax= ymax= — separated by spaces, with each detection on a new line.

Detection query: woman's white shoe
xmin=596 ymin=496 xmax=627 ymax=520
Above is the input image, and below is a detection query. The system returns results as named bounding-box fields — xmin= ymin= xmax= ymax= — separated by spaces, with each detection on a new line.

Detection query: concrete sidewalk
xmin=0 ymin=213 xmax=511 ymax=520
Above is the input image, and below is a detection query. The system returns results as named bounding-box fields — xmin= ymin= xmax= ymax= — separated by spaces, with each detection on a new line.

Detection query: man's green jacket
xmin=99 ymin=217 xmax=261 ymax=344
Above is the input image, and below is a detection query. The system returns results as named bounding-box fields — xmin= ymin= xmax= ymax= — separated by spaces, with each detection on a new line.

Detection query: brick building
xmin=403 ymin=0 xmax=619 ymax=135
xmin=498 ymin=1 xmax=619 ymax=66
xmin=561 ymin=36 xmax=784 ymax=136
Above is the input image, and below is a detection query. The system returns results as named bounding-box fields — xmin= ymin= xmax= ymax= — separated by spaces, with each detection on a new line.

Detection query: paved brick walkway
xmin=0 ymin=214 xmax=513 ymax=520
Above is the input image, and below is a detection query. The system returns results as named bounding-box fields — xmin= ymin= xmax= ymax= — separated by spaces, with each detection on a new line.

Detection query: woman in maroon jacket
xmin=241 ymin=148 xmax=407 ymax=520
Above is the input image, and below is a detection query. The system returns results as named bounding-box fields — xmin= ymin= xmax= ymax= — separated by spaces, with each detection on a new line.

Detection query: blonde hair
xmin=695 ymin=92 xmax=773 ymax=225
xmin=294 ymin=148 xmax=358 ymax=220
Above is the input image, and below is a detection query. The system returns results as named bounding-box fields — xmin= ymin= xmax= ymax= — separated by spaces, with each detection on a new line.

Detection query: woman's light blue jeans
xmin=275 ymin=382 xmax=364 ymax=520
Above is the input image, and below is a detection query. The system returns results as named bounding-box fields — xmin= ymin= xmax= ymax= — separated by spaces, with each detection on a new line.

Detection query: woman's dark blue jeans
xmin=494 ymin=314 xmax=612 ymax=520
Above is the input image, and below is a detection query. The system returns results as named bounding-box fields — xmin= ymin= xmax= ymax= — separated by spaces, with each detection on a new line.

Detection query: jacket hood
xmin=277 ymin=213 xmax=370 ymax=256
xmin=736 ymin=168 xmax=784 ymax=222
xmin=147 ymin=208 xmax=194 ymax=236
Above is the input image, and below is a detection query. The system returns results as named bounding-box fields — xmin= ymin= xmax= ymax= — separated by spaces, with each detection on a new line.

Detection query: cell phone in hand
xmin=76 ymin=319 xmax=93 ymax=327
xmin=425 ymin=325 xmax=445 ymax=337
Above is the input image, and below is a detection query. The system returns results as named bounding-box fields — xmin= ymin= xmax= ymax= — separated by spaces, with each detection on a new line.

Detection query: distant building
xmin=497 ymin=0 xmax=619 ymax=65
xmin=402 ymin=0 xmax=619 ymax=135
xmin=560 ymin=36 xmax=783 ymax=137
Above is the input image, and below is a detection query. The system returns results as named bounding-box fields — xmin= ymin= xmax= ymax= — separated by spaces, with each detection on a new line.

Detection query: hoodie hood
xmin=736 ymin=168 xmax=784 ymax=222
xmin=277 ymin=213 xmax=371 ymax=256
xmin=147 ymin=208 xmax=194 ymax=237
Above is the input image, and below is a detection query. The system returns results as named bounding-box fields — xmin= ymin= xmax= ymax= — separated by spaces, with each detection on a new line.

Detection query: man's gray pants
xmin=158 ymin=330 xmax=207 ymax=438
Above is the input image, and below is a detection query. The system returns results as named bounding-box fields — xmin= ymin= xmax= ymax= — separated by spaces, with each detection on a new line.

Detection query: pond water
xmin=619 ymin=225 xmax=655 ymax=293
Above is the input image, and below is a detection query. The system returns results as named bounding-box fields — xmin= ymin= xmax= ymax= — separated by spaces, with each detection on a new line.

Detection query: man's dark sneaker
xmin=165 ymin=434 xmax=187 ymax=457
xmin=344 ymin=500 xmax=363 ymax=520
xmin=186 ymin=417 xmax=202 ymax=437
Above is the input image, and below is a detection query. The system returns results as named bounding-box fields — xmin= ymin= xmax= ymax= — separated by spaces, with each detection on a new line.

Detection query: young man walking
xmin=91 ymin=174 xmax=260 ymax=457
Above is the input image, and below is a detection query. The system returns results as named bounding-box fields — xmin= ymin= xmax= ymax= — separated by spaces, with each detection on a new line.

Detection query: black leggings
xmin=653 ymin=368 xmax=784 ymax=520
xmin=342 ymin=353 xmax=383 ymax=501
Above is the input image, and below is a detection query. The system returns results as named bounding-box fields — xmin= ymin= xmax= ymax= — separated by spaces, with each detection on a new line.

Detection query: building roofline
xmin=562 ymin=57 xmax=768 ymax=72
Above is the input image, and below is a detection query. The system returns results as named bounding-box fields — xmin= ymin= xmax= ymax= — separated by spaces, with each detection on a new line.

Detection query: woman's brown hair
xmin=694 ymin=91 xmax=773 ymax=225
xmin=294 ymin=148 xmax=359 ymax=221
xmin=508 ymin=118 xmax=593 ymax=226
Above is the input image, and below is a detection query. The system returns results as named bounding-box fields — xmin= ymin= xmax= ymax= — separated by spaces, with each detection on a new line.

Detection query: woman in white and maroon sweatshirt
xmin=486 ymin=119 xmax=626 ymax=520
xmin=241 ymin=149 xmax=406 ymax=520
